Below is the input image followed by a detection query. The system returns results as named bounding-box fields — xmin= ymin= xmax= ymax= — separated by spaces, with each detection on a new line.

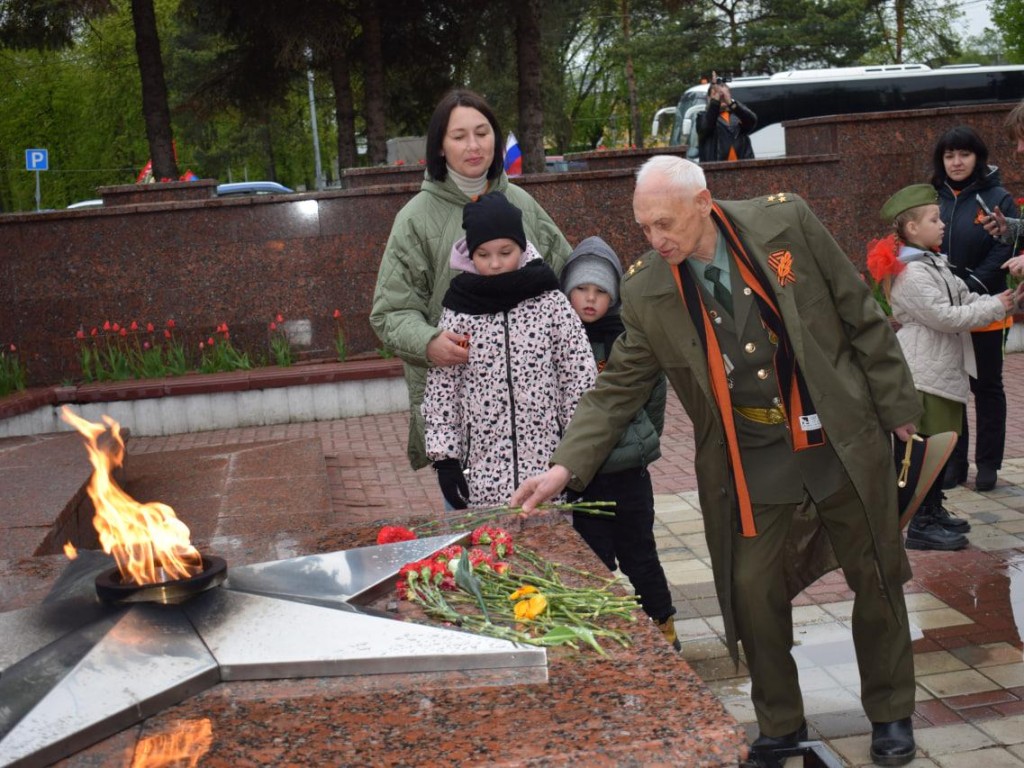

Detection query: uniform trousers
xmin=731 ymin=479 xmax=916 ymax=736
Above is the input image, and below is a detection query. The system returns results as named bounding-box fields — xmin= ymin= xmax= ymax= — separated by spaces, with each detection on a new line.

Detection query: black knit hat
xmin=462 ymin=191 xmax=526 ymax=255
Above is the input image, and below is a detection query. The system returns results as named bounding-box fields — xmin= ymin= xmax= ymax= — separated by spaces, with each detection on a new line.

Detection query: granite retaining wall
xmin=1 ymin=104 xmax=1018 ymax=386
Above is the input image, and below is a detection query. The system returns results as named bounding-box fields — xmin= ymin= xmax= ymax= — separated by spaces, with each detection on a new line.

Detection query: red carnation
xmin=376 ymin=525 xmax=417 ymax=544
xmin=866 ymin=234 xmax=904 ymax=282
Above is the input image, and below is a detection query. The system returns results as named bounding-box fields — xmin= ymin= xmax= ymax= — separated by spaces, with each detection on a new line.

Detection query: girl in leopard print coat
xmin=422 ymin=192 xmax=596 ymax=509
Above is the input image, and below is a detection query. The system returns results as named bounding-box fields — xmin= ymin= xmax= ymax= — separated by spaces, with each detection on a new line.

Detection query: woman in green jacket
xmin=370 ymin=89 xmax=571 ymax=470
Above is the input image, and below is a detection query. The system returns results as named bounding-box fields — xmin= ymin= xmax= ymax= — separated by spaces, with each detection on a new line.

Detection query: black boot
xmin=870 ymin=717 xmax=916 ymax=766
xmin=933 ymin=497 xmax=970 ymax=533
xmin=750 ymin=720 xmax=808 ymax=762
xmin=975 ymin=465 xmax=997 ymax=492
xmin=906 ymin=505 xmax=968 ymax=551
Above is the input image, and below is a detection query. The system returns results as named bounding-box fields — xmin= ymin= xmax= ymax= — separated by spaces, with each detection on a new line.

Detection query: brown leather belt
xmin=733 ymin=405 xmax=786 ymax=425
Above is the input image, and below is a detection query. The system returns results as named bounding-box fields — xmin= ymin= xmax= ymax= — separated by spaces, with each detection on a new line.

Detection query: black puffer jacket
xmin=937 ymin=165 xmax=1018 ymax=295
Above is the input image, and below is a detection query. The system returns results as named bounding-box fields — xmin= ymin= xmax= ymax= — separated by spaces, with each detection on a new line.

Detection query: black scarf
xmin=443 ymin=260 xmax=560 ymax=315
xmin=584 ymin=313 xmax=625 ymax=369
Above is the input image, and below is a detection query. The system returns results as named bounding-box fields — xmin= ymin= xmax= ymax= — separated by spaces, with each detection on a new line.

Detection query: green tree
xmin=864 ymin=0 xmax=964 ymax=64
xmin=1 ymin=0 xmax=178 ymax=181
xmin=992 ymin=0 xmax=1024 ymax=62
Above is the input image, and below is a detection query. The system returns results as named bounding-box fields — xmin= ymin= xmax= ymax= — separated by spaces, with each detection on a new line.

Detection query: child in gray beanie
xmin=560 ymin=236 xmax=679 ymax=650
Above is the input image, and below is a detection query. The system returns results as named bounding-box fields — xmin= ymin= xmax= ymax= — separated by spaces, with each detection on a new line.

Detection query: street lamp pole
xmin=306 ymin=56 xmax=325 ymax=190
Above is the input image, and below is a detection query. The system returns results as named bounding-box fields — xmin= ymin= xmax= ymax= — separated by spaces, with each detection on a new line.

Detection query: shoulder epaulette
xmin=762 ymin=192 xmax=793 ymax=206
xmin=624 ymin=256 xmax=652 ymax=281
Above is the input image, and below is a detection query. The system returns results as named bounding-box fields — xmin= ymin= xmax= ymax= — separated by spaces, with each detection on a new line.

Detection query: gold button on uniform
xmin=744 ymin=342 xmax=756 ymax=354
xmin=757 ymin=368 xmax=770 ymax=380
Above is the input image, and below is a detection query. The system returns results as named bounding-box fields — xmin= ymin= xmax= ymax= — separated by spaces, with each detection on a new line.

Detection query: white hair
xmin=635 ymin=155 xmax=707 ymax=193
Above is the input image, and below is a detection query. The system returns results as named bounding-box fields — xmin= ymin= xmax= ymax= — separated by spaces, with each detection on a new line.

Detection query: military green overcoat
xmin=551 ymin=193 xmax=923 ymax=660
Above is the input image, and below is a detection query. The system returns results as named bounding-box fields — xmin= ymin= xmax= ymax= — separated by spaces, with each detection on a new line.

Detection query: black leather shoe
xmin=975 ymin=466 xmax=997 ymax=492
xmin=870 ymin=717 xmax=915 ymax=766
xmin=750 ymin=721 xmax=808 ymax=755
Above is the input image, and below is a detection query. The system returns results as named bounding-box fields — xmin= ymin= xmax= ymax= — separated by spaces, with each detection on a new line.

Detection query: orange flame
xmin=60 ymin=406 xmax=202 ymax=585
xmin=64 ymin=541 xmax=78 ymax=559
xmin=130 ymin=718 xmax=213 ymax=768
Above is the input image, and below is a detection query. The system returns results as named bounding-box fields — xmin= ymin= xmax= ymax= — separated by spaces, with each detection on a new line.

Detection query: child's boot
xmin=657 ymin=617 xmax=681 ymax=651
xmin=934 ymin=495 xmax=970 ymax=533
xmin=906 ymin=505 xmax=968 ymax=551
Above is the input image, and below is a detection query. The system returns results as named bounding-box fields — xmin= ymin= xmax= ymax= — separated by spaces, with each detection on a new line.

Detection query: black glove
xmin=434 ymin=459 xmax=469 ymax=509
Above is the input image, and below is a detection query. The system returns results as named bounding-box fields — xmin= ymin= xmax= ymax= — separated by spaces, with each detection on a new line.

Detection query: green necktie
xmin=704 ymin=264 xmax=733 ymax=315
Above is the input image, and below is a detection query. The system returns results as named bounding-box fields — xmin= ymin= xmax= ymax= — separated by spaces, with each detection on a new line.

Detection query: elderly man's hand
xmin=510 ymin=465 xmax=572 ymax=513
xmin=426 ymin=331 xmax=470 ymax=366
xmin=1002 ymin=254 xmax=1024 ymax=278
xmin=983 ymin=206 xmax=1008 ymax=238
xmin=893 ymin=424 xmax=917 ymax=442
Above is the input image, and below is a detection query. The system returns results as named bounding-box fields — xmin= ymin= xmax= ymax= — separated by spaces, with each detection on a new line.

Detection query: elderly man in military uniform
xmin=512 ymin=156 xmax=921 ymax=767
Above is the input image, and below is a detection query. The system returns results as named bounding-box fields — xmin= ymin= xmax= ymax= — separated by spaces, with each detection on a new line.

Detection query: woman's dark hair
xmin=425 ymin=89 xmax=505 ymax=182
xmin=930 ymin=125 xmax=989 ymax=188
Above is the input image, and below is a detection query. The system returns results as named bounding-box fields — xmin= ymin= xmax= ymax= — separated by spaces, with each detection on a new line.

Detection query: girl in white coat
xmin=422 ymin=192 xmax=596 ymax=509
xmin=868 ymin=184 xmax=1018 ymax=550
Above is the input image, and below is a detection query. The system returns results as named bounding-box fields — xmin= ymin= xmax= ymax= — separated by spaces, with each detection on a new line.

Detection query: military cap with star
xmin=880 ymin=184 xmax=938 ymax=222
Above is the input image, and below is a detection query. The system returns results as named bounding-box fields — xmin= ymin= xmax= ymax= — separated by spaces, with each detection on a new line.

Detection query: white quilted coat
xmin=890 ymin=247 xmax=1007 ymax=404
xmin=423 ymin=252 xmax=597 ymax=507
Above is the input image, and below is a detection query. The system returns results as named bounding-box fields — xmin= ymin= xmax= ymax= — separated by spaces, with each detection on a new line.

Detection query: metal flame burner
xmin=95 ymin=555 xmax=227 ymax=605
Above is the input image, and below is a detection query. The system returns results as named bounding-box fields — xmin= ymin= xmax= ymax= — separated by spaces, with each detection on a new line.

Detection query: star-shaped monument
xmin=0 ymin=535 xmax=547 ymax=767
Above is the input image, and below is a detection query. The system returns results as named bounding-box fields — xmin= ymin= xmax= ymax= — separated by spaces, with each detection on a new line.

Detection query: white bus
xmin=651 ymin=63 xmax=1024 ymax=159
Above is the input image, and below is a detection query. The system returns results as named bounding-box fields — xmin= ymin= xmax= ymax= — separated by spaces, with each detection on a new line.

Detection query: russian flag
xmin=504 ymin=132 xmax=523 ymax=177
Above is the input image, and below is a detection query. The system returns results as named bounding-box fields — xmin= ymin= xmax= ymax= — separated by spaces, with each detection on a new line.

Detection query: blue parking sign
xmin=26 ymin=149 xmax=48 ymax=171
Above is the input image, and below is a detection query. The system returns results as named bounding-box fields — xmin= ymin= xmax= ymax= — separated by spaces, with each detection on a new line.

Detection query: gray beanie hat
xmin=562 ymin=255 xmax=619 ymax=306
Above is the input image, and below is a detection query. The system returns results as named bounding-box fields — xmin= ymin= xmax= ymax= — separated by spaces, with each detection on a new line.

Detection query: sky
xmin=959 ymin=0 xmax=991 ymax=37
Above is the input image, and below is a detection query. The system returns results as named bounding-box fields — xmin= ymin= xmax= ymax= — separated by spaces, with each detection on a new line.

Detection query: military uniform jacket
xmin=551 ymin=193 xmax=922 ymax=659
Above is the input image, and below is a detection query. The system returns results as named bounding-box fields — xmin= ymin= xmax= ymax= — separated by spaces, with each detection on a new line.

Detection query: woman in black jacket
xmin=931 ymin=125 xmax=1018 ymax=492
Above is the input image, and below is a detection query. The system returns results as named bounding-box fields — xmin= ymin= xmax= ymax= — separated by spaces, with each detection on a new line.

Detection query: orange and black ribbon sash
xmin=672 ymin=204 xmax=825 ymax=537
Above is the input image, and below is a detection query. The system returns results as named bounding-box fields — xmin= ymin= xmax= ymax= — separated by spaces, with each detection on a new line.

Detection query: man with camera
xmin=697 ymin=72 xmax=758 ymax=162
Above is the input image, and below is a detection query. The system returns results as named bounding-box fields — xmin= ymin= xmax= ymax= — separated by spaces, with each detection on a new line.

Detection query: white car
xmin=216 ymin=181 xmax=293 ymax=197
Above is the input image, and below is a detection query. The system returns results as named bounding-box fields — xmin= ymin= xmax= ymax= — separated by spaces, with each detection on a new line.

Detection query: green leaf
xmin=538 ymin=625 xmax=605 ymax=656
xmin=455 ymin=548 xmax=489 ymax=622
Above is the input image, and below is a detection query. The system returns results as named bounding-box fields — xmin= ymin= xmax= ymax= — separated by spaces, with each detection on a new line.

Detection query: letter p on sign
xmin=26 ymin=149 xmax=48 ymax=171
